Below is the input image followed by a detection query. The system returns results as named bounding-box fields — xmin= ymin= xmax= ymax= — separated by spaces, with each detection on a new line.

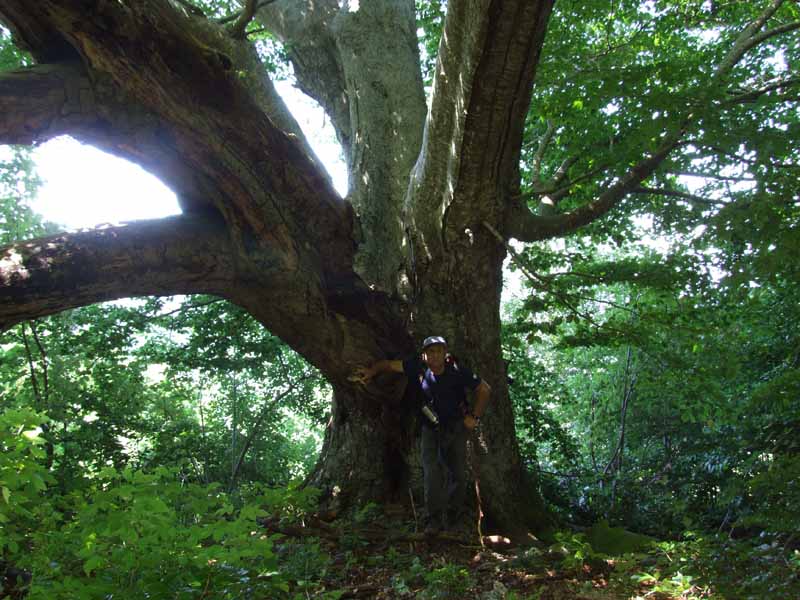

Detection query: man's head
xmin=422 ymin=336 xmax=447 ymax=373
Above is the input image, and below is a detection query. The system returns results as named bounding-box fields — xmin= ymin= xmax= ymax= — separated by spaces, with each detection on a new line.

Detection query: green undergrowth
xmin=2 ymin=409 xmax=798 ymax=598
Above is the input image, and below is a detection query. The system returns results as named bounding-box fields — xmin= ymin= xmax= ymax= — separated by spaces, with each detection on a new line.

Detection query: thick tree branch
xmin=256 ymin=0 xmax=351 ymax=156
xmin=261 ymin=1 xmax=428 ymax=291
xmin=0 ymin=5 xmax=76 ymax=62
xmin=0 ymin=215 xmax=236 ymax=332
xmin=0 ymin=3 xmax=415 ymax=390
xmin=714 ymin=0 xmax=790 ymax=79
xmin=0 ymin=62 xmax=91 ymax=145
xmin=0 ymin=1 xmax=355 ymax=277
xmin=230 ymin=0 xmax=258 ymax=39
xmin=408 ymin=0 xmax=555 ymax=259
xmin=506 ymin=133 xmax=684 ymax=242
xmin=0 ymin=62 xmax=221 ymax=214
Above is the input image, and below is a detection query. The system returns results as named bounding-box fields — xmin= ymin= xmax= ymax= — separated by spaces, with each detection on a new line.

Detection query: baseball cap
xmin=422 ymin=336 xmax=447 ymax=349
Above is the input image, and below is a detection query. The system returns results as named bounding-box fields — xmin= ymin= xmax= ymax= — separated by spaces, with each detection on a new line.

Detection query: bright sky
xmin=31 ymin=82 xmax=347 ymax=230
xmin=32 ymin=139 xmax=180 ymax=229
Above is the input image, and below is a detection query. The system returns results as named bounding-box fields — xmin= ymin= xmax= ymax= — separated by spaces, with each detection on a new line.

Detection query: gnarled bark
xmin=0 ymin=0 xmax=557 ymax=535
xmin=0 ymin=215 xmax=234 ymax=330
xmin=0 ymin=0 xmax=354 ymax=277
xmin=0 ymin=62 xmax=224 ymax=212
xmin=402 ymin=0 xmax=555 ymax=532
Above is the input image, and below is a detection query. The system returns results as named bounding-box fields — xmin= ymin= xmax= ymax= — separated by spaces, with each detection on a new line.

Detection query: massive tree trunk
xmin=0 ymin=0 xmax=564 ymax=534
xmin=0 ymin=0 xmax=786 ymax=535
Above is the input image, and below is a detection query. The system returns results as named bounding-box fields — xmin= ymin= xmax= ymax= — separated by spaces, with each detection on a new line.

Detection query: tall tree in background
xmin=0 ymin=0 xmax=797 ymax=532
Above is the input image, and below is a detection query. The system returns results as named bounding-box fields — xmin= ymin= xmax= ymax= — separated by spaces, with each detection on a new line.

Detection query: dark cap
xmin=422 ymin=335 xmax=447 ymax=349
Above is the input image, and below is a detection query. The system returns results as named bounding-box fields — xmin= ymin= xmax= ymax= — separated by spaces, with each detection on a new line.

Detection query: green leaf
xmin=83 ymin=555 xmax=105 ymax=576
xmin=30 ymin=474 xmax=47 ymax=492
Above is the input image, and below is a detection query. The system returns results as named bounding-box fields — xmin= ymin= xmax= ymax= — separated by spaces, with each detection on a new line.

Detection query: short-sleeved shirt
xmin=403 ymin=356 xmax=482 ymax=426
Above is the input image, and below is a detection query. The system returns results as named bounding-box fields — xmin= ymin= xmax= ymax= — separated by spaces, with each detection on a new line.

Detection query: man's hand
xmin=348 ymin=366 xmax=376 ymax=385
xmin=464 ymin=413 xmax=480 ymax=430
xmin=349 ymin=359 xmax=404 ymax=385
xmin=466 ymin=381 xmax=491 ymax=430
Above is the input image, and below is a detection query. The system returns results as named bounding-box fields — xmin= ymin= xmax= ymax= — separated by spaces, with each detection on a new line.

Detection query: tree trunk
xmin=0 ymin=0 xmax=559 ymax=536
xmin=308 ymin=382 xmax=417 ymax=510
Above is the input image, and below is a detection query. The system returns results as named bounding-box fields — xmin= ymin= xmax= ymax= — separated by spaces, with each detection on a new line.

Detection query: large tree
xmin=0 ymin=0 xmax=797 ymax=533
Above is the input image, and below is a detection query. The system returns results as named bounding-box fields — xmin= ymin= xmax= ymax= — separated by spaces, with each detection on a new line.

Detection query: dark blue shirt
xmin=403 ymin=356 xmax=482 ymax=425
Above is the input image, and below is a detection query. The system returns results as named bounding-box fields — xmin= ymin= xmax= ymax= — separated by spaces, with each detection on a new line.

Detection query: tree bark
xmin=0 ymin=0 xmax=556 ymax=535
xmin=402 ymin=0 xmax=555 ymax=533
xmin=0 ymin=215 xmax=235 ymax=330
xmin=256 ymin=0 xmax=351 ymax=158
xmin=0 ymin=62 xmax=219 ymax=213
xmin=259 ymin=0 xmax=428 ymax=292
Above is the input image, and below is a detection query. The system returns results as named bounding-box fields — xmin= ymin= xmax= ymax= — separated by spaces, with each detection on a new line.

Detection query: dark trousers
xmin=420 ymin=420 xmax=467 ymax=523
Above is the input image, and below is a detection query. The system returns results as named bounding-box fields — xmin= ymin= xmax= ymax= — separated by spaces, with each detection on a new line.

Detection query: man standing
xmin=352 ymin=336 xmax=491 ymax=534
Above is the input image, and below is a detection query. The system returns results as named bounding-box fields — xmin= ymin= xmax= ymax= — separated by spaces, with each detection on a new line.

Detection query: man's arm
xmin=464 ymin=380 xmax=491 ymax=430
xmin=350 ymin=359 xmax=404 ymax=384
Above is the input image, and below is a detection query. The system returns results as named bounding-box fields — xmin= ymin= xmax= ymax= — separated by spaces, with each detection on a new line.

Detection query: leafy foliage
xmin=420 ymin=562 xmax=474 ymax=600
xmin=0 ymin=24 xmax=29 ymax=70
xmin=415 ymin=0 xmax=446 ymax=86
xmin=0 ymin=146 xmax=49 ymax=244
xmin=1 ymin=1 xmax=799 ymax=597
xmin=24 ymin=468 xmax=287 ymax=599
xmin=0 ymin=408 xmax=53 ymax=556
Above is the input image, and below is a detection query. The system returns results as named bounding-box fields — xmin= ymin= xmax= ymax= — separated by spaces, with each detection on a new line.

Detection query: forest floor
xmin=319 ymin=533 xmax=640 ymax=599
xmin=261 ymin=505 xmax=771 ymax=600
